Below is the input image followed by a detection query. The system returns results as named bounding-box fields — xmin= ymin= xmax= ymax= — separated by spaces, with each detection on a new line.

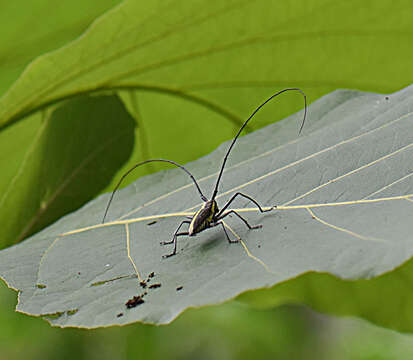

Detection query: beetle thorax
xmin=188 ymin=200 xmax=218 ymax=236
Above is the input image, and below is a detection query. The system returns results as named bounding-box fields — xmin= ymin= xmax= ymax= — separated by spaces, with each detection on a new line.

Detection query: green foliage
xmin=0 ymin=0 xmax=122 ymax=96
xmin=2 ymin=0 xmax=413 ymax=129
xmin=2 ymin=0 xmax=413 ymax=251
xmin=1 ymin=0 xmax=413 ymax=349
xmin=0 ymin=95 xmax=135 ymax=247
xmin=1 ymin=87 xmax=412 ymax=331
xmin=3 ymin=280 xmax=413 ymax=360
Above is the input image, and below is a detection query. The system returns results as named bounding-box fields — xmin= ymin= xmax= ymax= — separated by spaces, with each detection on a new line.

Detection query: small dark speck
xmin=148 ymin=272 xmax=155 ymax=278
xmin=176 ymin=286 xmax=183 ymax=291
xmin=117 ymin=313 xmax=124 ymax=318
xmin=284 ymin=226 xmax=287 ymax=230
xmin=143 ymin=291 xmax=148 ymax=296
xmin=312 ymin=216 xmax=315 ymax=219
xmin=125 ymin=295 xmax=145 ymax=308
xmin=385 ymin=96 xmax=389 ymax=100
xmin=149 ymin=283 xmax=161 ymax=289
xmin=140 ymin=281 xmax=147 ymax=288
xmin=78 ymin=272 xmax=81 ymax=275
xmin=147 ymin=221 xmax=157 ymax=226
xmin=257 ymin=245 xmax=261 ymax=248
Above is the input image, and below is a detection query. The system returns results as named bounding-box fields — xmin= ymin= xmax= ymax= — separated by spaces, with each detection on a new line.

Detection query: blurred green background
xmin=1 ymin=1 xmax=413 ymax=359
xmin=3 ymin=279 xmax=413 ymax=360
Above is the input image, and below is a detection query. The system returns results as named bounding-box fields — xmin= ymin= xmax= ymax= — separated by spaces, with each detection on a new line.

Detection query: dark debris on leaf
xmin=176 ymin=286 xmax=183 ymax=291
xmin=149 ymin=283 xmax=161 ymax=289
xmin=125 ymin=295 xmax=145 ymax=308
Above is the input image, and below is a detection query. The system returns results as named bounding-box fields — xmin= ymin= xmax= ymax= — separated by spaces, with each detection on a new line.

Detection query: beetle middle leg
xmin=211 ymin=221 xmax=239 ymax=244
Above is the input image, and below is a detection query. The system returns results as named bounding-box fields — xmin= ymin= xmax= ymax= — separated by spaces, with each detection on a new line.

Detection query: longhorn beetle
xmin=102 ymin=88 xmax=307 ymax=258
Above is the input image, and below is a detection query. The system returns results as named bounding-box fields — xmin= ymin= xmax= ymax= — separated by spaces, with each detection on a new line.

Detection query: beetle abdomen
xmin=188 ymin=200 xmax=217 ymax=236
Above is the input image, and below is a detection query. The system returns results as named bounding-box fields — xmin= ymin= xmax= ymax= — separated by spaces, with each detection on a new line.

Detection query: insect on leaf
xmin=1 ymin=86 xmax=413 ymax=330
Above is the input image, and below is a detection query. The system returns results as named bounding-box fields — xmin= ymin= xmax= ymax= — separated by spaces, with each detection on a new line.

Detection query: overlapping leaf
xmin=1 ymin=86 xmax=412 ymax=329
xmin=1 ymin=0 xmax=413 ymax=129
xmin=0 ymin=95 xmax=135 ymax=247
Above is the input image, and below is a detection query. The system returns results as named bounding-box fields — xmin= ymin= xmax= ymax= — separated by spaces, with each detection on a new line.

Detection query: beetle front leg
xmin=162 ymin=232 xmax=189 ymax=258
xmin=160 ymin=220 xmax=190 ymax=245
xmin=161 ymin=220 xmax=190 ymax=258
xmin=216 ymin=192 xmax=275 ymax=218
xmin=217 ymin=210 xmax=262 ymax=230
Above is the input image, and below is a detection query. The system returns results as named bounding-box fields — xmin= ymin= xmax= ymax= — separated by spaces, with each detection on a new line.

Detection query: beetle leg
xmin=162 ymin=232 xmax=189 ymax=258
xmin=161 ymin=220 xmax=190 ymax=258
xmin=216 ymin=192 xmax=275 ymax=219
xmin=211 ymin=221 xmax=239 ymax=244
xmin=216 ymin=210 xmax=262 ymax=230
xmin=160 ymin=220 xmax=190 ymax=245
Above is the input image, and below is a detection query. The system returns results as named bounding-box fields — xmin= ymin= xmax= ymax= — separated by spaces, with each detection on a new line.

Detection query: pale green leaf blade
xmin=1 ymin=86 xmax=412 ymax=329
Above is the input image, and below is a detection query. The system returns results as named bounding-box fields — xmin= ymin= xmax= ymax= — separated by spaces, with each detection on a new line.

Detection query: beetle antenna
xmin=211 ymin=88 xmax=307 ymax=200
xmin=102 ymin=159 xmax=207 ymax=223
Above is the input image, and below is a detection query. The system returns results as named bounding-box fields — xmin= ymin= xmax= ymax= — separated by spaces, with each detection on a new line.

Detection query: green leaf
xmin=1 ymin=0 xmax=412 ymax=129
xmin=0 ymin=0 xmax=125 ymax=247
xmin=0 ymin=94 xmax=135 ymax=248
xmin=0 ymin=0 xmax=121 ymax=96
xmin=1 ymin=86 xmax=412 ymax=329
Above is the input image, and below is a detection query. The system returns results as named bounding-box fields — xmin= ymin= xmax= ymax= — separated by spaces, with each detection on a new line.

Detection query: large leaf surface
xmin=2 ymin=0 xmax=413 ymax=251
xmin=1 ymin=86 xmax=412 ymax=329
